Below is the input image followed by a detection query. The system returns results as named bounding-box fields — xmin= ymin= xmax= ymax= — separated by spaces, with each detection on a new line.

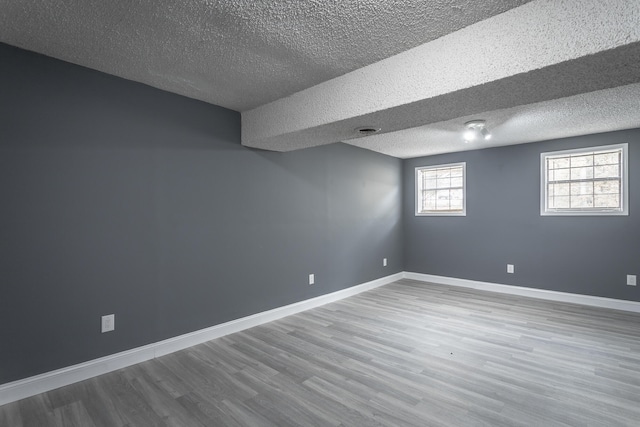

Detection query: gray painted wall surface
xmin=404 ymin=131 xmax=639 ymax=302
xmin=0 ymin=43 xmax=403 ymax=385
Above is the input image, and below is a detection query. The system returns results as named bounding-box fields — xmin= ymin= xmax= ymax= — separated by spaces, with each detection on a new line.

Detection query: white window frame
xmin=415 ymin=162 xmax=466 ymax=216
xmin=540 ymin=143 xmax=628 ymax=216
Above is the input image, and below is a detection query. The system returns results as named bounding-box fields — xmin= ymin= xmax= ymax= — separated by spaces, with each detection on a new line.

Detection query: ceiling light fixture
xmin=463 ymin=120 xmax=491 ymax=143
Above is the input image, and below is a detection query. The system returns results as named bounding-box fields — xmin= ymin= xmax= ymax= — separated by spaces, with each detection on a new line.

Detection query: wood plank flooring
xmin=3 ymin=279 xmax=640 ymax=426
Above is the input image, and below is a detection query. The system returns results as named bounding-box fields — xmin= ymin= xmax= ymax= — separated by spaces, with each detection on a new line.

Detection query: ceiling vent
xmin=355 ymin=127 xmax=381 ymax=136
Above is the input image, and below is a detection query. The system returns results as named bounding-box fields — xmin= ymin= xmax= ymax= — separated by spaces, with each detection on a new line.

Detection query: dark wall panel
xmin=0 ymin=43 xmax=402 ymax=385
xmin=403 ymin=131 xmax=639 ymax=301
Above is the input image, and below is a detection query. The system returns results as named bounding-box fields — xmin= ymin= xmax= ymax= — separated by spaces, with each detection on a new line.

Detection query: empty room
xmin=1 ymin=1 xmax=639 ymax=426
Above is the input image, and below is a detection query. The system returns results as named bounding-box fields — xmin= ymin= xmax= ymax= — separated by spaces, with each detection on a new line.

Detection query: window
xmin=416 ymin=162 xmax=466 ymax=216
xmin=541 ymin=143 xmax=628 ymax=216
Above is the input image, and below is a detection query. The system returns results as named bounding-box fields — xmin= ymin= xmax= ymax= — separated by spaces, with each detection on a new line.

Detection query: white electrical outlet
xmin=101 ymin=314 xmax=115 ymax=333
xmin=383 ymin=258 xmax=388 ymax=267
xmin=627 ymin=275 xmax=637 ymax=286
xmin=507 ymin=264 xmax=515 ymax=274
xmin=309 ymin=274 xmax=315 ymax=285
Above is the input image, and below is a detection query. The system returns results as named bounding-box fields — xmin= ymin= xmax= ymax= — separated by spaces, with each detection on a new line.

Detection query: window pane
xmin=449 ymin=167 xmax=463 ymax=177
xmin=423 ymin=190 xmax=436 ymax=210
xmin=450 ymin=199 xmax=463 ymax=210
xmin=572 ymin=195 xmax=594 ymax=208
xmin=422 ymin=170 xmax=437 ymax=180
xmin=542 ymin=145 xmax=625 ymax=215
xmin=571 ymin=154 xmax=593 ymax=167
xmin=436 ymin=177 xmax=451 ymax=188
xmin=436 ymin=189 xmax=450 ymax=209
xmin=424 ymin=178 xmax=437 ymax=190
xmin=552 ymin=183 xmax=570 ymax=195
xmin=594 ymin=194 xmax=620 ymax=208
xmin=570 ymin=182 xmax=593 ymax=196
xmin=416 ymin=163 xmax=465 ymax=215
xmin=552 ymin=168 xmax=570 ymax=181
xmin=594 ymin=180 xmax=619 ymax=195
xmin=549 ymin=157 xmax=570 ymax=169
xmin=594 ymin=164 xmax=619 ymax=178
xmin=436 ymin=169 xmax=451 ymax=179
xmin=594 ymin=152 xmax=618 ymax=165
xmin=436 ymin=189 xmax=450 ymax=198
xmin=570 ymin=166 xmax=593 ymax=180
xmin=550 ymin=195 xmax=570 ymax=209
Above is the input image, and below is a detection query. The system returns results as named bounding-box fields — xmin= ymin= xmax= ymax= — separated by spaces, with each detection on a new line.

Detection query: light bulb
xmin=463 ymin=119 xmax=490 ymax=143
xmin=463 ymin=130 xmax=476 ymax=141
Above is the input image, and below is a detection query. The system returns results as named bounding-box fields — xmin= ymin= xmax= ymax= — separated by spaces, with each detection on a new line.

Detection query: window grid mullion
xmin=416 ymin=164 xmax=465 ymax=215
xmin=543 ymin=145 xmax=626 ymax=214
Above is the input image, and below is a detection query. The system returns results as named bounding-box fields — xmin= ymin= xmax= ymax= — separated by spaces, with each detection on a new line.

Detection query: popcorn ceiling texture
xmin=0 ymin=0 xmax=530 ymax=112
xmin=242 ymin=0 xmax=640 ymax=153
xmin=346 ymin=83 xmax=640 ymax=159
xmin=2 ymin=0 xmax=639 ymax=158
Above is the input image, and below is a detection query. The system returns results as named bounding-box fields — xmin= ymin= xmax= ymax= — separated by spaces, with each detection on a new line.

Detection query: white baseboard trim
xmin=0 ymin=272 xmax=403 ymax=406
xmin=6 ymin=271 xmax=635 ymax=406
xmin=403 ymin=272 xmax=640 ymax=314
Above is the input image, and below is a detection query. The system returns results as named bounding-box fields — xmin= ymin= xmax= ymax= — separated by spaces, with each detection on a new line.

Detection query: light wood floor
xmin=3 ymin=279 xmax=640 ymax=426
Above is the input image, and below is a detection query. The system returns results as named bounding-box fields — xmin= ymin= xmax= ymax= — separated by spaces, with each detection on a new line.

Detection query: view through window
xmin=541 ymin=144 xmax=628 ymax=215
xmin=416 ymin=163 xmax=466 ymax=216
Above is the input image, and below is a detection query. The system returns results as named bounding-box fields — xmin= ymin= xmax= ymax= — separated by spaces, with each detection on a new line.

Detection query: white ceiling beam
xmin=242 ymin=0 xmax=640 ymax=152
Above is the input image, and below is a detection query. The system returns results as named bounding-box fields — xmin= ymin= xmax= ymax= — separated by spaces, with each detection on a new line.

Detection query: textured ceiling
xmin=1 ymin=0 xmax=639 ymax=159
xmin=345 ymin=84 xmax=640 ymax=158
xmin=0 ymin=0 xmax=530 ymax=112
xmin=243 ymin=0 xmax=640 ymax=154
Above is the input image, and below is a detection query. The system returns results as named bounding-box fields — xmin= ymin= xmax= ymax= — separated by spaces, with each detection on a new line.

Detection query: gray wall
xmin=404 ymin=131 xmax=639 ymax=301
xmin=0 ymin=43 xmax=403 ymax=385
